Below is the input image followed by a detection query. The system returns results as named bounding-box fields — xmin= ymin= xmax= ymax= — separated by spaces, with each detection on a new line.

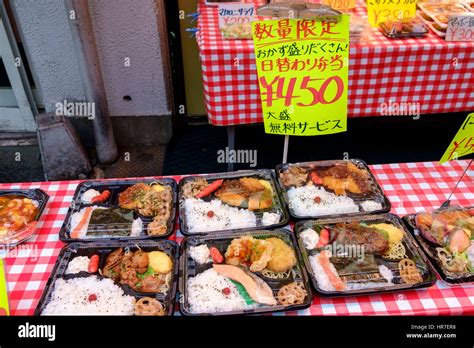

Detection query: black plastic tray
xmin=35 ymin=240 xmax=179 ymax=316
xmin=179 ymin=228 xmax=312 ymax=316
xmin=59 ymin=178 xmax=177 ymax=243
xmin=275 ymin=159 xmax=391 ymax=220
xmin=403 ymin=206 xmax=474 ymax=285
xmin=295 ymin=214 xmax=436 ymax=297
xmin=0 ymin=189 xmax=49 ymax=247
xmin=178 ymin=170 xmax=289 ymax=236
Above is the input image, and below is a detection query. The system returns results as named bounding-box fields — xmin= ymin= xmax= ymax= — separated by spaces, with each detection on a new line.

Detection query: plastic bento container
xmin=257 ymin=2 xmax=341 ymax=19
xmin=35 ymin=240 xmax=179 ymax=316
xmin=275 ymin=159 xmax=391 ymax=220
xmin=59 ymin=178 xmax=177 ymax=243
xmin=403 ymin=206 xmax=474 ymax=285
xmin=0 ymin=189 xmax=49 ymax=247
xmin=417 ymin=2 xmax=469 ymax=28
xmin=178 ymin=170 xmax=289 ymax=236
xmin=179 ymin=228 xmax=312 ymax=316
xmin=379 ymin=18 xmax=429 ymax=38
xmin=295 ymin=214 xmax=436 ymax=296
xmin=416 ymin=13 xmax=446 ymax=37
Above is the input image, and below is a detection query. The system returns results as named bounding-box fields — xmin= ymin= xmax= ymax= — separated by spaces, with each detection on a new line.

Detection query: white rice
xmin=184 ymin=198 xmax=257 ymax=233
xmin=41 ymin=276 xmax=136 ymax=315
xmin=261 ymin=212 xmax=281 ymax=226
xmin=189 ymin=245 xmax=211 ymax=265
xmin=81 ymin=189 xmax=100 ymax=203
xmin=66 ymin=256 xmax=90 ymax=274
xmin=287 ymin=186 xmax=359 ymax=217
xmin=300 ymin=228 xmax=319 ymax=250
xmin=360 ymin=200 xmax=383 ymax=212
xmin=131 ymin=218 xmax=143 ymax=237
xmin=187 ymin=268 xmax=256 ymax=314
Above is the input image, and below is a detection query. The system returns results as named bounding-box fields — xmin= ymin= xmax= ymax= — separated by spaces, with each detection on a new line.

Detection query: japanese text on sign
xmin=324 ymin=0 xmax=356 ymax=11
xmin=252 ymin=17 xmax=349 ymax=136
xmin=367 ymin=0 xmax=417 ymax=27
xmin=446 ymin=14 xmax=474 ymax=42
xmin=218 ymin=3 xmax=255 ymax=28
xmin=440 ymin=113 xmax=474 ymax=163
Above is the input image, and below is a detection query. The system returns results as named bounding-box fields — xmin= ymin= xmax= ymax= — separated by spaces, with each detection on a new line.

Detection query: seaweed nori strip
xmin=86 ymin=208 xmax=134 ymax=236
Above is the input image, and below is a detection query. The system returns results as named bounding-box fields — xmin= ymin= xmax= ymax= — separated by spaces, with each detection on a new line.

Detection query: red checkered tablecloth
xmin=1 ymin=161 xmax=473 ymax=316
xmin=196 ymin=0 xmax=474 ymax=126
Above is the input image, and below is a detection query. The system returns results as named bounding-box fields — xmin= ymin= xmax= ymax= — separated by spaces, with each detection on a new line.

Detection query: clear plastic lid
xmin=60 ymin=179 xmax=177 ymax=242
xmin=0 ymin=189 xmax=49 ymax=247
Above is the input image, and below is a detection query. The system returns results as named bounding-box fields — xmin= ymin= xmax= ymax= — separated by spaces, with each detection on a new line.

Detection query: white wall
xmin=11 ymin=0 xmax=171 ymax=117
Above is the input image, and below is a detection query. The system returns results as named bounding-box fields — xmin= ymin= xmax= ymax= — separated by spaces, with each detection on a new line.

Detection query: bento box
xmin=295 ymin=214 xmax=436 ymax=296
xmin=178 ymin=170 xmax=289 ymax=236
xmin=404 ymin=206 xmax=474 ymax=285
xmin=417 ymin=2 xmax=469 ymax=28
xmin=275 ymin=159 xmax=391 ymax=220
xmin=379 ymin=18 xmax=429 ymax=38
xmin=35 ymin=240 xmax=179 ymax=316
xmin=0 ymin=189 xmax=49 ymax=247
xmin=179 ymin=229 xmax=312 ymax=316
xmin=59 ymin=178 xmax=177 ymax=243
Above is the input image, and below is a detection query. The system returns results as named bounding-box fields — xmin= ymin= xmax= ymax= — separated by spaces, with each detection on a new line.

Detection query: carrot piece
xmin=71 ymin=207 xmax=93 ymax=239
xmin=196 ymin=179 xmax=224 ymax=199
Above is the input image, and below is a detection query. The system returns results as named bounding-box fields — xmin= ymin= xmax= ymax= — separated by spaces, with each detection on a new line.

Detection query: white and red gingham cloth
xmin=1 ymin=160 xmax=473 ymax=316
xmin=196 ymin=0 xmax=474 ymax=126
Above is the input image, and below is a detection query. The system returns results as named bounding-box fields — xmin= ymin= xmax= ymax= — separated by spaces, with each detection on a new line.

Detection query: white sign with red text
xmin=446 ymin=14 xmax=474 ymax=41
xmin=218 ymin=3 xmax=255 ymax=28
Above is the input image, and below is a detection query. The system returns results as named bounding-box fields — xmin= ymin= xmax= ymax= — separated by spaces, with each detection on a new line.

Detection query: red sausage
xmin=209 ymin=247 xmax=224 ymax=264
xmin=196 ymin=180 xmax=224 ymax=199
xmin=88 ymin=255 xmax=100 ymax=273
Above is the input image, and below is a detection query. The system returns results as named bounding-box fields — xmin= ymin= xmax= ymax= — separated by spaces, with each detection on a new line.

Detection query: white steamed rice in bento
xmin=287 ymin=186 xmax=359 ymax=217
xmin=184 ymin=198 xmax=257 ymax=233
xmin=187 ymin=268 xmax=257 ymax=314
xmin=41 ymin=276 xmax=136 ymax=315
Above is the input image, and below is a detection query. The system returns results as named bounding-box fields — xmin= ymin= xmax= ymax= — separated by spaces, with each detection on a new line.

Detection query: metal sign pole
xmin=282 ymin=135 xmax=289 ymax=164
xmin=441 ymin=158 xmax=473 ymax=208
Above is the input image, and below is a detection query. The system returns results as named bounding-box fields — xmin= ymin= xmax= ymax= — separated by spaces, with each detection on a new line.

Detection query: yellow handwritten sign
xmin=440 ymin=113 xmax=474 ymax=164
xmin=252 ymin=16 xmax=349 ymax=136
xmin=0 ymin=259 xmax=9 ymax=316
xmin=324 ymin=0 xmax=357 ymax=11
xmin=367 ymin=0 xmax=418 ymax=27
